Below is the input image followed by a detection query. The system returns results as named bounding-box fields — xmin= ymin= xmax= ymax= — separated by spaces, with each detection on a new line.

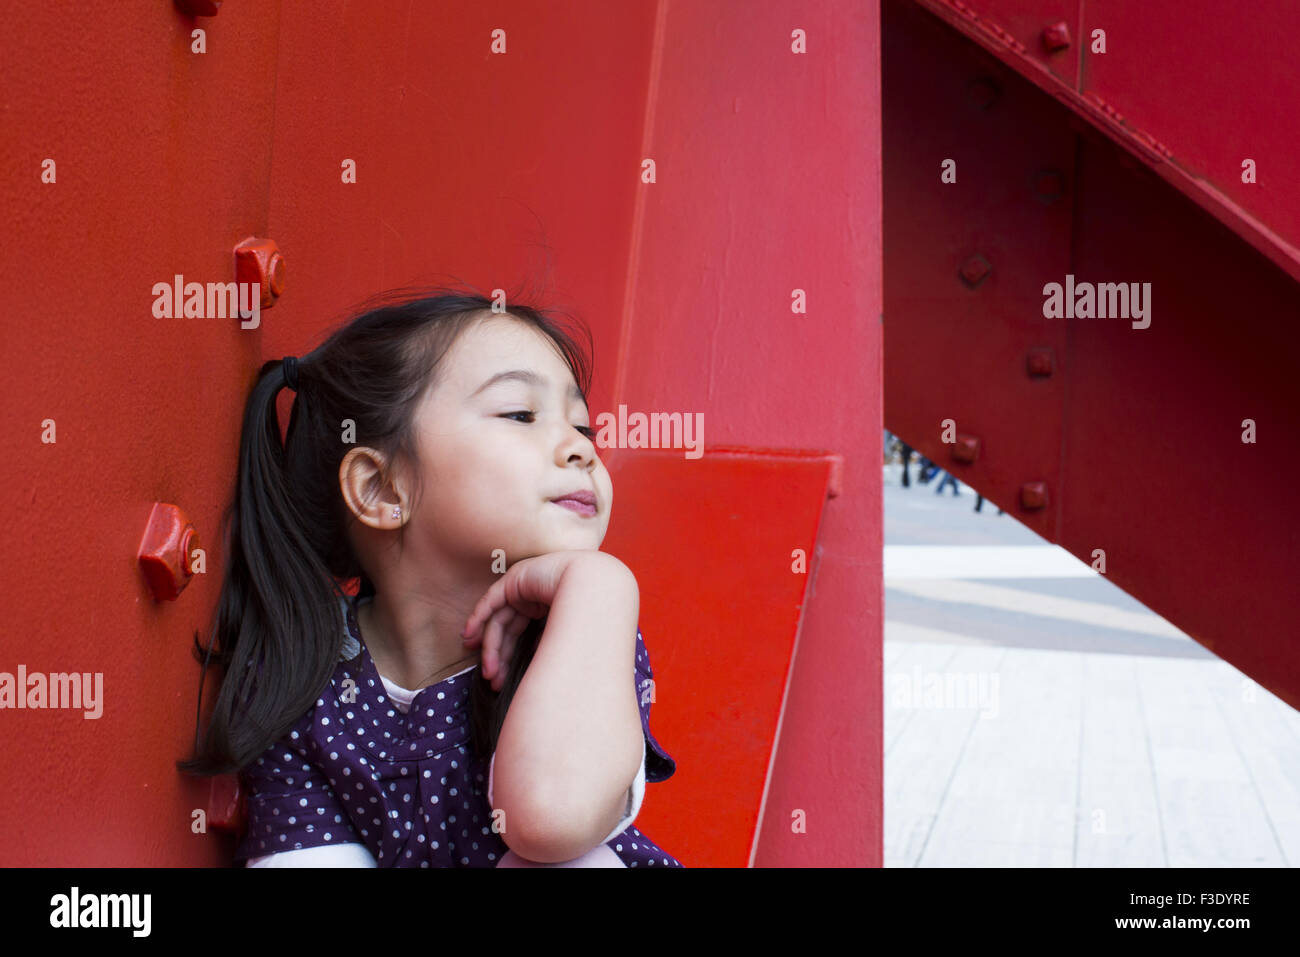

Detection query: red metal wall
xmin=1 ymin=1 xmax=882 ymax=866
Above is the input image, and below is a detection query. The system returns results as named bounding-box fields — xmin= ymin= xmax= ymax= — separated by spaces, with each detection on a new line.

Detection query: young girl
xmin=177 ymin=287 xmax=681 ymax=868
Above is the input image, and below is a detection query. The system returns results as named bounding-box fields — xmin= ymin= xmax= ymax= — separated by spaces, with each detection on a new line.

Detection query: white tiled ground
xmin=884 ymin=634 xmax=1300 ymax=867
xmin=881 ymin=463 xmax=1300 ymax=867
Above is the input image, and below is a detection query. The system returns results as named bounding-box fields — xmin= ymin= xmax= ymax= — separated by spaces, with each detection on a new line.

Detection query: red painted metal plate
xmin=601 ymin=448 xmax=835 ymax=867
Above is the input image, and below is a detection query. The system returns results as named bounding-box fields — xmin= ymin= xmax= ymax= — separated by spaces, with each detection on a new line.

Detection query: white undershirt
xmin=246 ymin=666 xmax=645 ymax=867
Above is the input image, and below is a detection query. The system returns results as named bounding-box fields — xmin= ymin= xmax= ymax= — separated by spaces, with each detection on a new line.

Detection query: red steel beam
xmin=913 ymin=0 xmax=1300 ymax=288
xmin=883 ymin=0 xmax=1300 ymax=711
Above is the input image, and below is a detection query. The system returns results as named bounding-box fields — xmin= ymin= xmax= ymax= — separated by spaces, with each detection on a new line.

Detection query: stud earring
xmin=392 ymin=506 xmax=401 ymax=519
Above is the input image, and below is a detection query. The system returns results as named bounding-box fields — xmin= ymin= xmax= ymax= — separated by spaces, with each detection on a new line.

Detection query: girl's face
xmin=408 ymin=315 xmax=611 ymax=565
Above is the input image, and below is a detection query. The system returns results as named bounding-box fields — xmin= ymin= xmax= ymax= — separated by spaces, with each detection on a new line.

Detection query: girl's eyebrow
xmin=471 ymin=368 xmax=585 ymax=403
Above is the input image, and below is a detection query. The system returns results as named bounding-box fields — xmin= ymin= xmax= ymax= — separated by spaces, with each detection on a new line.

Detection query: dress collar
xmin=330 ymin=592 xmax=478 ymax=761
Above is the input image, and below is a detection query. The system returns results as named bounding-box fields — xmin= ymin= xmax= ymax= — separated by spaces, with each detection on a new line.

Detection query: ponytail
xmin=177 ymin=357 xmax=346 ymax=775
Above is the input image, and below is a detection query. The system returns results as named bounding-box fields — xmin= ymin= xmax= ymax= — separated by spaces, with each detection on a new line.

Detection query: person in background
xmin=934 ymin=469 xmax=960 ymax=496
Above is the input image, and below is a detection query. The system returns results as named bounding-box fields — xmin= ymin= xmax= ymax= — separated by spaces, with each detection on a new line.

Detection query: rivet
xmin=951 ymin=435 xmax=980 ymax=463
xmin=268 ymin=253 xmax=286 ymax=296
xmin=1032 ymin=169 xmax=1066 ymax=203
xmin=1027 ymin=348 xmax=1054 ymax=377
xmin=234 ymin=237 xmax=286 ymax=309
xmin=180 ymin=527 xmax=199 ymax=576
xmin=1042 ymin=22 xmax=1071 ymax=52
xmin=1020 ymin=482 xmax=1049 ymax=510
xmin=174 ymin=0 xmax=222 ymax=16
xmin=207 ymin=774 xmax=246 ymax=832
xmin=959 ymin=254 xmax=992 ymax=288
xmin=137 ymin=503 xmax=201 ymax=602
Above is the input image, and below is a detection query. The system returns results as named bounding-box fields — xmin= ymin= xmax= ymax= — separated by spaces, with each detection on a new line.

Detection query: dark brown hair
xmin=176 ymin=284 xmax=593 ymax=783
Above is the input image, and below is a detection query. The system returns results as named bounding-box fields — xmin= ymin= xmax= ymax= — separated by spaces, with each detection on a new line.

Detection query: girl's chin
xmin=542 ymin=530 xmax=605 ymax=552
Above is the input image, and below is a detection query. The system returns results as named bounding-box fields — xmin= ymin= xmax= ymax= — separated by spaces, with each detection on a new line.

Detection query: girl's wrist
xmin=560 ymin=550 xmax=637 ymax=598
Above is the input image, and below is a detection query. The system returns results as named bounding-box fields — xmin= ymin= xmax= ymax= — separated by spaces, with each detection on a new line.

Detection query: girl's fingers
xmin=463 ymin=593 xmax=493 ymax=639
xmin=493 ymin=608 xmax=527 ymax=692
xmin=463 ymin=578 xmax=506 ymax=642
xmin=465 ymin=572 xmax=509 ymax=639
xmin=499 ymin=562 xmax=555 ymax=619
xmin=463 ymin=566 xmax=536 ymax=643
xmin=482 ymin=608 xmax=502 ymax=684
xmin=496 ymin=614 xmax=530 ymax=689
xmin=480 ymin=608 xmax=493 ymax=686
xmin=462 ymin=556 xmax=552 ymax=658
xmin=482 ymin=604 xmax=516 ymax=688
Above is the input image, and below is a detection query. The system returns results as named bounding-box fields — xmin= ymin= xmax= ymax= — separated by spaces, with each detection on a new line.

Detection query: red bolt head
xmin=207 ymin=774 xmax=246 ymax=832
xmin=1042 ymin=22 xmax=1071 ymax=52
xmin=1020 ymin=481 xmax=1049 ymax=510
xmin=1033 ymin=169 xmax=1066 ymax=202
xmin=138 ymin=503 xmax=201 ymax=602
xmin=174 ymin=0 xmax=222 ymax=15
xmin=1027 ymin=348 xmax=1054 ymax=377
xmin=959 ymin=254 xmax=992 ymax=288
xmin=180 ymin=527 xmax=200 ymax=575
xmin=268 ymin=253 xmax=286 ymax=296
xmin=234 ymin=237 xmax=285 ymax=309
xmin=951 ymin=434 xmax=981 ymax=463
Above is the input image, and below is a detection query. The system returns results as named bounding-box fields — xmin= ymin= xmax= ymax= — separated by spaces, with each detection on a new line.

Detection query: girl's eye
xmin=503 ymin=411 xmax=596 ymax=440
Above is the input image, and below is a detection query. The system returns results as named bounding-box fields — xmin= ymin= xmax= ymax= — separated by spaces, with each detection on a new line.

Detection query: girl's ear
xmin=339 ymin=447 xmax=406 ymax=530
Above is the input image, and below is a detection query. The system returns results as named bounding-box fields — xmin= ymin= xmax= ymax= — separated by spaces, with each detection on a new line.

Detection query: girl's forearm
xmin=491 ymin=553 xmax=643 ymax=862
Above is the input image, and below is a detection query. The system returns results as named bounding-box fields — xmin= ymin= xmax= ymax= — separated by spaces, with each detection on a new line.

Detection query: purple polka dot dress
xmin=233 ymin=592 xmax=682 ymax=868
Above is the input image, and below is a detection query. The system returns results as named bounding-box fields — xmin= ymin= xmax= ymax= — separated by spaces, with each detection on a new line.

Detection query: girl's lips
xmin=550 ymin=498 xmax=596 ymax=517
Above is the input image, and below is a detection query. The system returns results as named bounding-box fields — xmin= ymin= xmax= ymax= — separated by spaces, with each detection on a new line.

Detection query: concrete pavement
xmin=882 ymin=465 xmax=1300 ymax=867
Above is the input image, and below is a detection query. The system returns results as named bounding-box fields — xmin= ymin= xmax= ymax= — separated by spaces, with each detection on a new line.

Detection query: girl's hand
xmin=462 ymin=550 xmax=607 ymax=692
